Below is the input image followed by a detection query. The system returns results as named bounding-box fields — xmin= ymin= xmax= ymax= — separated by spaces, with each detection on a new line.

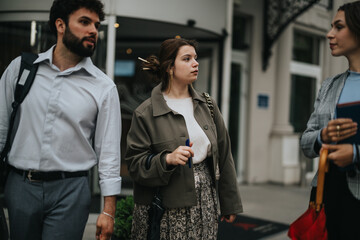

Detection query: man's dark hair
xmin=48 ymin=0 xmax=105 ymax=37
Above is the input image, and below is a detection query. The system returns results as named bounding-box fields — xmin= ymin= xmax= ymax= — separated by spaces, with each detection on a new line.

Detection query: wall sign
xmin=257 ymin=94 xmax=269 ymax=109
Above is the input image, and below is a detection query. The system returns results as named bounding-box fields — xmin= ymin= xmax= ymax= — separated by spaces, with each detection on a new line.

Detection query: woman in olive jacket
xmin=125 ymin=38 xmax=243 ymax=240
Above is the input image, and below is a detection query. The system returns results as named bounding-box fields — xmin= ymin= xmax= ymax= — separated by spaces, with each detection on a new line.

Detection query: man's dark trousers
xmin=4 ymin=170 xmax=91 ymax=240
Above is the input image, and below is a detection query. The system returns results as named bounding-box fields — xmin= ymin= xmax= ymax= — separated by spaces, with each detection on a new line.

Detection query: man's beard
xmin=62 ymin=26 xmax=96 ymax=57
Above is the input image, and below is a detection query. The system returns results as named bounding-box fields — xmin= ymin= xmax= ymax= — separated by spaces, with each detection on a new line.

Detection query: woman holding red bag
xmin=301 ymin=1 xmax=360 ymax=239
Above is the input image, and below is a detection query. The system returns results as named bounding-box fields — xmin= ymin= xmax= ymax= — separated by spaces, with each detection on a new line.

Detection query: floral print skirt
xmin=131 ymin=161 xmax=219 ymax=240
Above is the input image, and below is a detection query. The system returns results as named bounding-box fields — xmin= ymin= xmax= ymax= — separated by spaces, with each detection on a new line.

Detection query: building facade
xmin=0 ymin=0 xmax=351 ymax=203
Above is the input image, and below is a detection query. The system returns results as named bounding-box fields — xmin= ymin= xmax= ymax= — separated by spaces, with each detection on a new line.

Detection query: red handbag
xmin=288 ymin=149 xmax=328 ymax=240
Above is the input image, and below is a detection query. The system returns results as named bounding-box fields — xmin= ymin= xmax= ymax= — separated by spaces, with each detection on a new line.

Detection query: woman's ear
xmin=168 ymin=65 xmax=174 ymax=76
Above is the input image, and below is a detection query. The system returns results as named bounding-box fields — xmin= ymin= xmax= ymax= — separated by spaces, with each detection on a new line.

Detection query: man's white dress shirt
xmin=0 ymin=46 xmax=122 ymax=196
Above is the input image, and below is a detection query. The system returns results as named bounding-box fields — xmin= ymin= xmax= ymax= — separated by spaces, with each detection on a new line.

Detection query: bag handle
xmin=202 ymin=92 xmax=214 ymax=119
xmin=315 ymin=149 xmax=329 ymax=212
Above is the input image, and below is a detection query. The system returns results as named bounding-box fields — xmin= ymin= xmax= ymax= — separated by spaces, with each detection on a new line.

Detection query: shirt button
xmin=204 ymin=125 xmax=208 ymax=130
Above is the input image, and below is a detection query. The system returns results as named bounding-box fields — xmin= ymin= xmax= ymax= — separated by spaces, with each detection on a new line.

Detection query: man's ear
xmin=55 ymin=18 xmax=66 ymax=35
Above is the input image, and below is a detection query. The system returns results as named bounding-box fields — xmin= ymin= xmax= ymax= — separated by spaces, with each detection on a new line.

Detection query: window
xmin=290 ymin=30 xmax=321 ymax=132
xmin=232 ymin=14 xmax=249 ymax=50
xmin=229 ymin=63 xmax=242 ymax=166
xmin=290 ymin=75 xmax=316 ymax=133
xmin=292 ymin=31 xmax=320 ymax=65
xmin=290 ymin=29 xmax=323 ymax=179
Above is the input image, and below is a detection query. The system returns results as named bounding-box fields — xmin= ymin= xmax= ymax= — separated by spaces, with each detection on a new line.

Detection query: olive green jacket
xmin=125 ymin=83 xmax=243 ymax=215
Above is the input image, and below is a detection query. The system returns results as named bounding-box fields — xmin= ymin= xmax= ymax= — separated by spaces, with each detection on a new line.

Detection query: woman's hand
xmin=322 ymin=144 xmax=354 ymax=167
xmin=166 ymin=142 xmax=194 ymax=166
xmin=221 ymin=214 xmax=236 ymax=223
xmin=321 ymin=118 xmax=357 ymax=143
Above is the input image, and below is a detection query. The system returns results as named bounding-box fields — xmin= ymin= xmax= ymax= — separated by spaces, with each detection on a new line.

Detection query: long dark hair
xmin=48 ymin=0 xmax=105 ymax=37
xmin=338 ymin=1 xmax=360 ymax=43
xmin=142 ymin=38 xmax=198 ymax=91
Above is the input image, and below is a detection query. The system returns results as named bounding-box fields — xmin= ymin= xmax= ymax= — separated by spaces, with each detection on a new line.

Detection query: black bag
xmin=147 ymin=190 xmax=165 ymax=240
xmin=0 ymin=52 xmax=39 ymax=188
xmin=0 ymin=52 xmax=38 ymax=240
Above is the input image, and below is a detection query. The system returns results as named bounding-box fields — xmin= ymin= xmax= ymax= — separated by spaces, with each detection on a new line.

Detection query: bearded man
xmin=0 ymin=0 xmax=122 ymax=239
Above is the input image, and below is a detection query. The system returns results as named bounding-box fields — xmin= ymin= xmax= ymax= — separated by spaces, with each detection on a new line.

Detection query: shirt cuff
xmin=99 ymin=177 xmax=122 ymax=196
xmin=317 ymin=128 xmax=324 ymax=147
xmin=353 ymin=144 xmax=357 ymax=163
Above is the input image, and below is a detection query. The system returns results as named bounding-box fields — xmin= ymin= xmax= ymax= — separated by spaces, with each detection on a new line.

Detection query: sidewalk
xmin=236 ymin=184 xmax=311 ymax=240
xmin=83 ymin=183 xmax=311 ymax=240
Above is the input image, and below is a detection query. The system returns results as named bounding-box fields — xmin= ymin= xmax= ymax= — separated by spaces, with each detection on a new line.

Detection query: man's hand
xmin=96 ymin=213 xmax=114 ymax=240
xmin=96 ymin=196 xmax=116 ymax=240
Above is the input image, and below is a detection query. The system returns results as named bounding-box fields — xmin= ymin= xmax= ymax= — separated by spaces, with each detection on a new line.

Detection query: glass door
xmin=229 ymin=51 xmax=248 ymax=182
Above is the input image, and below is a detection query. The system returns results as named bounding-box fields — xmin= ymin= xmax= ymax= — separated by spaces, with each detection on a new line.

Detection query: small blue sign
xmin=114 ymin=60 xmax=135 ymax=77
xmin=257 ymin=94 xmax=269 ymax=109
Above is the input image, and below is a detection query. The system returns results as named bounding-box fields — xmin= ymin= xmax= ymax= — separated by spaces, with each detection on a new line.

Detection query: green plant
xmin=113 ymin=195 xmax=134 ymax=239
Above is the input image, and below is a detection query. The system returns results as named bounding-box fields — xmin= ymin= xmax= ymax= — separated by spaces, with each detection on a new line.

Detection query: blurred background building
xmin=0 ymin=0 xmax=352 ymax=213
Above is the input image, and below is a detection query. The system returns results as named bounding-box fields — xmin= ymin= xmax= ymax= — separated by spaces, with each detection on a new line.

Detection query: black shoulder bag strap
xmin=202 ymin=92 xmax=222 ymax=181
xmin=0 ymin=52 xmax=39 ymax=162
xmin=203 ymin=92 xmax=214 ymax=119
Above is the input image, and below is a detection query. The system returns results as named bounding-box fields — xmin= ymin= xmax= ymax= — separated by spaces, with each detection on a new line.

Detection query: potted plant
xmin=112 ymin=195 xmax=134 ymax=240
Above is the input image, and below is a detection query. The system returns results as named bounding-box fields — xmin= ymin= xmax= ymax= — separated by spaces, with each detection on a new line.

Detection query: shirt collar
xmin=151 ymin=83 xmax=206 ymax=117
xmin=34 ymin=45 xmax=97 ymax=77
xmin=34 ymin=45 xmax=55 ymax=65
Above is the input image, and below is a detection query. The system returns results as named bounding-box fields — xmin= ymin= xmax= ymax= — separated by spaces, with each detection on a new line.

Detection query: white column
xmin=269 ymin=24 xmax=300 ymax=185
xmin=106 ymin=14 xmax=116 ymax=80
xmin=272 ymin=25 xmax=294 ymax=134
xmin=220 ymin=0 xmax=233 ymax=127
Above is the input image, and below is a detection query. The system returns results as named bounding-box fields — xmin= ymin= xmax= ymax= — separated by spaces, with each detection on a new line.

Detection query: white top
xmin=164 ymin=95 xmax=211 ymax=164
xmin=0 ymin=46 xmax=122 ymax=196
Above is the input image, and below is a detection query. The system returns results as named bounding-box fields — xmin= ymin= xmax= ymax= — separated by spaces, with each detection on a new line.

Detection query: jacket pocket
xmin=151 ymin=139 xmax=179 ymax=153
